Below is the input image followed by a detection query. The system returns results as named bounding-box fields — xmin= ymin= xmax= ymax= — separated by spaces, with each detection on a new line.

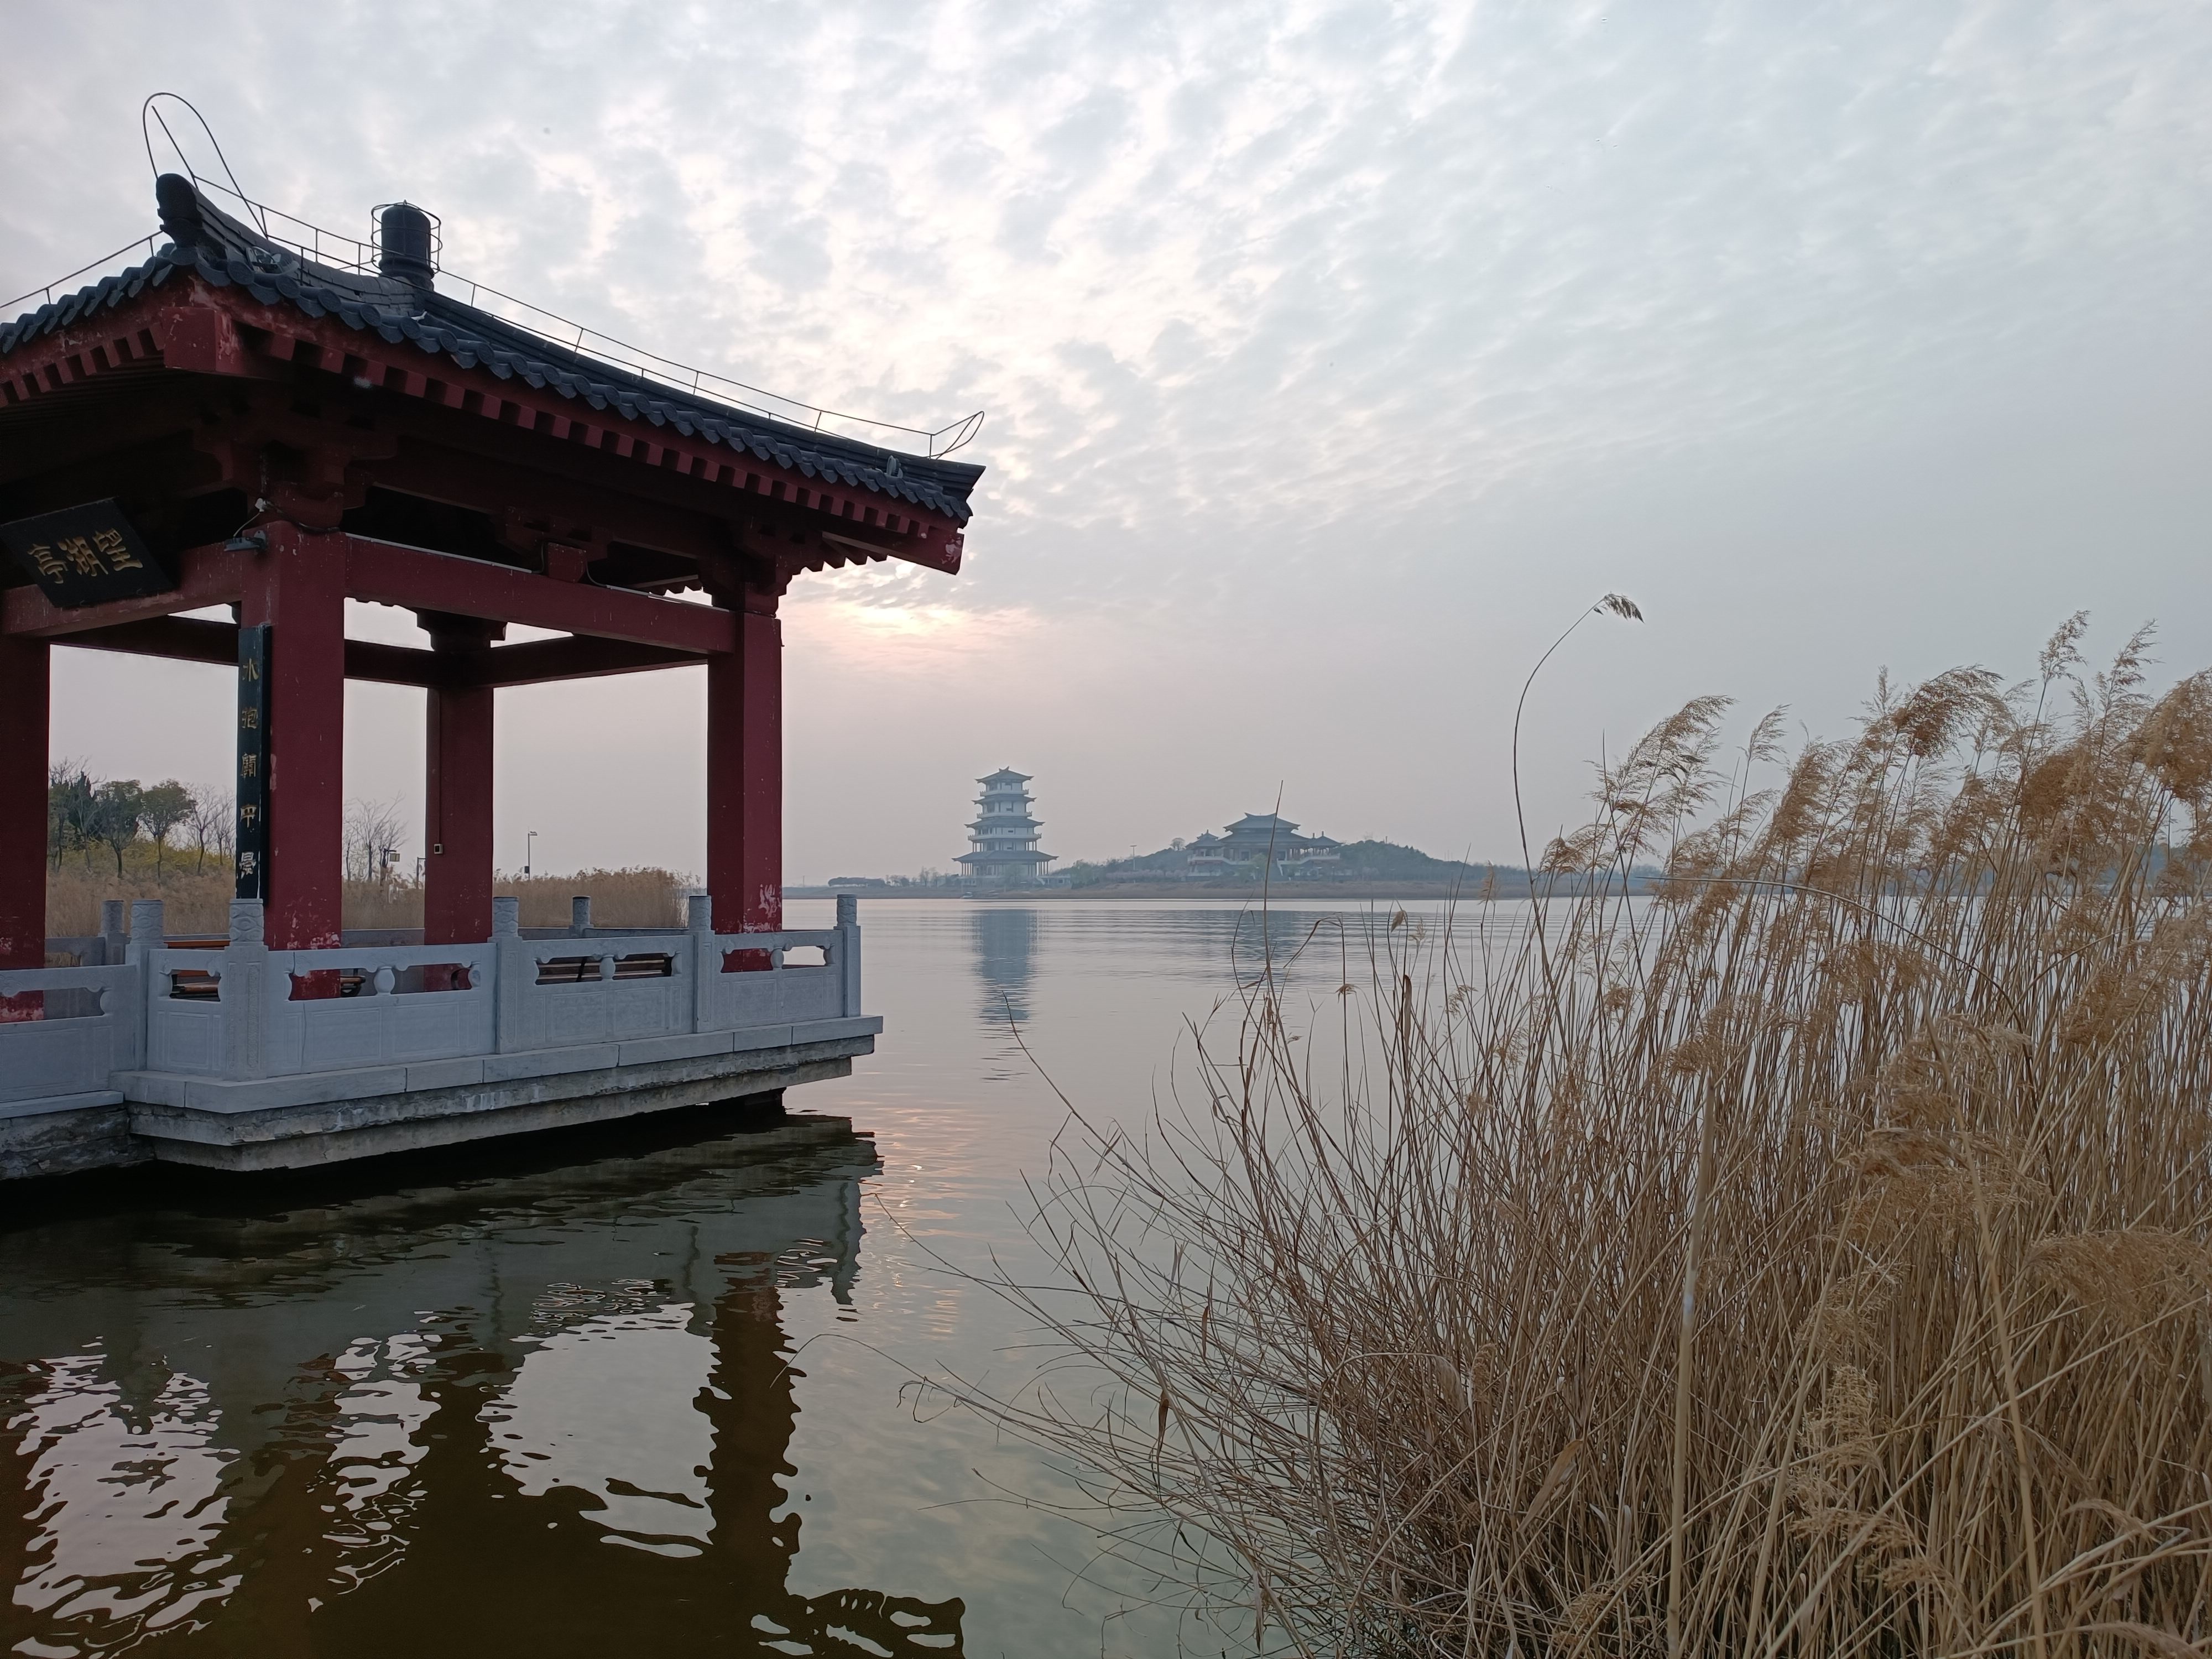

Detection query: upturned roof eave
xmin=1 ymin=179 xmax=983 ymax=525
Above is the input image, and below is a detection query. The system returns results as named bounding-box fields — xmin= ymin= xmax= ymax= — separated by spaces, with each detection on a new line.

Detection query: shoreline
xmin=785 ymin=882 xmax=1572 ymax=902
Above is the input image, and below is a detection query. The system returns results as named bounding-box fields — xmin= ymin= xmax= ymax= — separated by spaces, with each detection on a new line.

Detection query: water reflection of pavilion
xmin=969 ymin=907 xmax=1039 ymax=1030
xmin=0 ymin=1118 xmax=962 ymax=1656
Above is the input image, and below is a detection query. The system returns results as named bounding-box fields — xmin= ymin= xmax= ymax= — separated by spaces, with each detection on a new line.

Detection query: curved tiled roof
xmin=3 ymin=179 xmax=982 ymax=524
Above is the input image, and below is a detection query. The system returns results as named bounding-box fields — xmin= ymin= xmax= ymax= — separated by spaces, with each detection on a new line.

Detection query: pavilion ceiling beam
xmin=52 ymin=614 xmax=236 ymax=668
xmin=50 ymin=612 xmax=447 ymax=688
xmin=475 ymin=635 xmax=705 ymax=687
xmin=345 ymin=638 xmax=443 ymax=687
xmin=1 ymin=541 xmax=254 ymax=639
xmin=30 ymin=570 xmax=713 ymax=685
xmin=341 ymin=536 xmax=734 ymax=653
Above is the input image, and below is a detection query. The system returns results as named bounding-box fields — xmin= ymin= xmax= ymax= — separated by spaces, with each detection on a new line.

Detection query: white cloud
xmin=8 ymin=0 xmax=2210 ymax=878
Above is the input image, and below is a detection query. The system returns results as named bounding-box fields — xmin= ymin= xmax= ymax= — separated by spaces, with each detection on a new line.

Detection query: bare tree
xmin=186 ymin=782 xmax=232 ymax=873
xmin=344 ymin=796 xmax=410 ymax=887
xmin=210 ymin=787 xmax=236 ymax=862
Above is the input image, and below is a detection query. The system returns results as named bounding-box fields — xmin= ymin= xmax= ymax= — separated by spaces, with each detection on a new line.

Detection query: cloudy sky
xmin=6 ymin=1 xmax=2208 ymax=881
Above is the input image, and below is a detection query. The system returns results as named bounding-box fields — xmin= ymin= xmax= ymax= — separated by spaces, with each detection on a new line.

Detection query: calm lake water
xmin=2 ymin=899 xmax=1433 ymax=1658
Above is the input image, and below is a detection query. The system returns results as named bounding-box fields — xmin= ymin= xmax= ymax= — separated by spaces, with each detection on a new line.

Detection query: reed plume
xmin=342 ymin=866 xmax=689 ymax=930
xmin=41 ymin=863 xmax=690 ymax=944
xmin=493 ymin=867 xmax=688 ymax=929
xmin=973 ymin=620 xmax=2212 ymax=1657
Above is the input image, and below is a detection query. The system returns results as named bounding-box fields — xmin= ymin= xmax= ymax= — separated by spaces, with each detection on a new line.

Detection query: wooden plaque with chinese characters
xmin=0 ymin=500 xmax=174 ymax=607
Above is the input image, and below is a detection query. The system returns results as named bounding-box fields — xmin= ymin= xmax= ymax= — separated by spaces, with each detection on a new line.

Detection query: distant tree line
xmin=46 ymin=765 xmax=232 ymax=877
xmin=45 ymin=770 xmax=423 ymax=890
xmin=44 ymin=769 xmax=426 ymax=896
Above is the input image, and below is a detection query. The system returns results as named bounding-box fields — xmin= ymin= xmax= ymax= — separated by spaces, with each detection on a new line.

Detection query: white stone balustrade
xmin=0 ymin=964 xmax=141 ymax=1107
xmin=1 ymin=895 xmax=869 ymax=1131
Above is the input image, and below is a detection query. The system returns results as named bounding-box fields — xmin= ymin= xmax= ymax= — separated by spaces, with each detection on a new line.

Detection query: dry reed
xmin=493 ymin=867 xmax=688 ymax=929
xmin=45 ymin=852 xmax=238 ymax=938
xmin=43 ymin=860 xmax=689 ymax=939
xmin=340 ymin=867 xmax=688 ymax=929
xmin=971 ymin=620 xmax=2212 ymax=1657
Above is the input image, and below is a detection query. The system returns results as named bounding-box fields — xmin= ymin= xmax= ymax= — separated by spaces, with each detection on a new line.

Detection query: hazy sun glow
xmin=9 ymin=1 xmax=2208 ymax=881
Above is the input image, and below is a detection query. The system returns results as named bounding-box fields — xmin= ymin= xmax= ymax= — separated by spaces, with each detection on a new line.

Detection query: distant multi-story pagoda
xmin=957 ymin=769 xmax=1052 ymax=884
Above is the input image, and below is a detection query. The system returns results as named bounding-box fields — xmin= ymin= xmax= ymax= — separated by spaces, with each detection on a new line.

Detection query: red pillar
xmin=422 ymin=618 xmax=498 ymax=946
xmin=706 ymin=601 xmax=782 ymax=937
xmin=0 ymin=630 xmax=50 ymax=969
xmin=242 ymin=524 xmax=347 ymax=951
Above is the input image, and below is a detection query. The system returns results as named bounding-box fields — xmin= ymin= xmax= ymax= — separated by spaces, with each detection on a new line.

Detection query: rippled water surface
xmin=1 ymin=899 xmax=1438 ymax=1657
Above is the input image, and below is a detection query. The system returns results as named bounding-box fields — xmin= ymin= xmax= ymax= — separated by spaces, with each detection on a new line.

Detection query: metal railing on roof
xmin=3 ymin=236 xmax=169 ymax=317
xmin=7 ymin=175 xmax=984 ymax=460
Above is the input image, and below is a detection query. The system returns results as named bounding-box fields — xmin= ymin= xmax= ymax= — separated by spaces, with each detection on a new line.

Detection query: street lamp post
xmin=524 ymin=830 xmax=539 ymax=876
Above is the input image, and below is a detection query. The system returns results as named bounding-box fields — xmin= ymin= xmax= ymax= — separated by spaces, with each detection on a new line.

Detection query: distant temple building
xmin=1183 ymin=813 xmax=1342 ymax=878
xmin=957 ymin=769 xmax=1053 ymax=884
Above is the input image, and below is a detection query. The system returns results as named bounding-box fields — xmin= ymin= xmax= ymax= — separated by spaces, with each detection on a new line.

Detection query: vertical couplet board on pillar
xmin=0 ymin=630 xmax=50 ymax=974
xmin=240 ymin=524 xmax=347 ymax=955
xmin=707 ymin=597 xmax=782 ymax=962
xmin=235 ymin=624 xmax=271 ymax=904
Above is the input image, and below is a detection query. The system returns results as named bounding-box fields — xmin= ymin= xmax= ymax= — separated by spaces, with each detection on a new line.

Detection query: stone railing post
xmin=221 ymin=899 xmax=269 ymax=1081
xmin=100 ymin=898 xmax=127 ymax=967
xmin=126 ymin=899 xmax=164 ymax=953
xmin=118 ymin=899 xmax=163 ymax=1072
xmin=492 ymin=896 xmax=526 ymax=1053
xmin=836 ymin=893 xmax=861 ymax=1018
xmin=687 ymin=893 xmax=713 ymax=1033
xmin=571 ymin=895 xmax=592 ymax=936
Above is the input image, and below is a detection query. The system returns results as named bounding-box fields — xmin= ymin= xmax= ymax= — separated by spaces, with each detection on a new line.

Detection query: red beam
xmin=477 ymin=635 xmax=703 ymax=687
xmin=2 ymin=542 xmax=254 ymax=638
xmin=343 ymin=537 xmax=734 ymax=653
xmin=49 ymin=609 xmax=712 ymax=690
xmin=346 ymin=639 xmax=442 ymax=687
xmin=56 ymin=614 xmax=237 ymax=669
xmin=54 ymin=614 xmax=447 ymax=688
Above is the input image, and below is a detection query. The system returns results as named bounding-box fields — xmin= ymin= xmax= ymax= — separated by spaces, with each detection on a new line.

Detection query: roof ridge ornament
xmin=373 ymin=202 xmax=439 ymax=292
xmin=154 ymin=173 xmax=204 ymax=247
xmin=142 ymin=93 xmax=267 ymax=237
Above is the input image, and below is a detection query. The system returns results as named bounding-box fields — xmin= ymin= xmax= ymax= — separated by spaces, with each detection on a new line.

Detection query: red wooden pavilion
xmin=1 ymin=176 xmax=983 ymax=968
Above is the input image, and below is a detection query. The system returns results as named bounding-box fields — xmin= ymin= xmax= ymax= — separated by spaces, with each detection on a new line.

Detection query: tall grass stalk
xmin=41 ymin=861 xmax=689 ymax=940
xmin=45 ymin=855 xmax=238 ymax=937
xmin=492 ymin=867 xmax=688 ymax=930
xmin=971 ymin=623 xmax=2212 ymax=1656
xmin=335 ymin=866 xmax=688 ymax=930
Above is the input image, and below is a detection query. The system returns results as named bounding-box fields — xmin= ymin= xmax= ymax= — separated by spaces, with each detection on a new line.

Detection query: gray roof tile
xmin=4 ymin=179 xmax=982 ymax=524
